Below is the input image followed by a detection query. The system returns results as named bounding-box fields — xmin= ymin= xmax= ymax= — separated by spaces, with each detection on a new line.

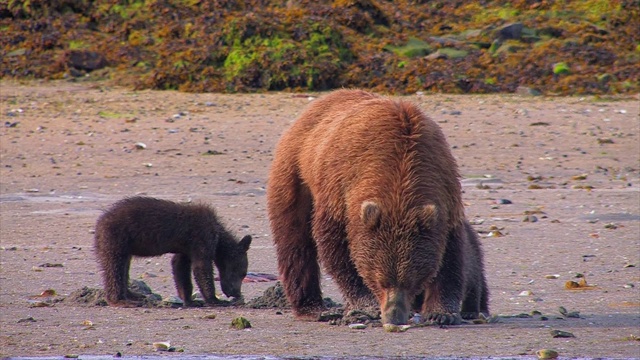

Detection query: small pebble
xmin=523 ymin=215 xmax=538 ymax=222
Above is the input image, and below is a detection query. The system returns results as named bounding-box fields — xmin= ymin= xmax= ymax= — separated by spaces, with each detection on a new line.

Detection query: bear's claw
xmin=425 ymin=312 xmax=462 ymax=325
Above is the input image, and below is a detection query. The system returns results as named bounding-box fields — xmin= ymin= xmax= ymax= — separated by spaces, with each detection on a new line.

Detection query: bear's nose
xmin=381 ymin=288 xmax=411 ymax=325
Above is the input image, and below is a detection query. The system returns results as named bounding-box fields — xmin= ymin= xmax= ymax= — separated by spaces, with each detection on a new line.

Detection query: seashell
xmin=134 ymin=142 xmax=146 ymax=149
xmin=536 ymin=349 xmax=559 ymax=359
xmin=383 ymin=323 xmax=411 ymax=332
xmin=152 ymin=342 xmax=171 ymax=351
xmin=558 ymin=306 xmax=568 ymax=316
xmin=545 ymin=274 xmax=560 ymax=279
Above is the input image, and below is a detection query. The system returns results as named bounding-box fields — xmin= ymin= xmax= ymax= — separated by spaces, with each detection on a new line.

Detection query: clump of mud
xmin=65 ymin=287 xmax=108 ymax=307
xmin=244 ymin=281 xmax=290 ymax=309
xmin=244 ymin=281 xmax=341 ymax=311
xmin=319 ymin=307 xmax=382 ymax=326
xmin=64 ymin=280 xmax=162 ymax=307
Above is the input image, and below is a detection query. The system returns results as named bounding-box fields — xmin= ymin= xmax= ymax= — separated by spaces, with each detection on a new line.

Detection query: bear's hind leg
xmin=102 ymin=252 xmax=141 ymax=307
xmin=172 ymin=254 xmax=195 ymax=306
xmin=268 ymin=171 xmax=323 ymax=320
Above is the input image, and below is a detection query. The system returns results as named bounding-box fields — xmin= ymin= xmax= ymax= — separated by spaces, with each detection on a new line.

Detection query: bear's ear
xmin=361 ymin=201 xmax=381 ymax=229
xmin=421 ymin=204 xmax=438 ymax=226
xmin=239 ymin=235 xmax=252 ymax=252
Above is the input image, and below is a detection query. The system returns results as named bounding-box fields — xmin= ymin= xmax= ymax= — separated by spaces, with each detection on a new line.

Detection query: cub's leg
xmin=460 ymin=221 xmax=489 ymax=319
xmin=191 ymin=256 xmax=223 ymax=306
xmin=171 ymin=254 xmax=195 ymax=306
xmin=102 ymin=251 xmax=141 ymax=307
xmin=422 ymin=225 xmax=466 ymax=325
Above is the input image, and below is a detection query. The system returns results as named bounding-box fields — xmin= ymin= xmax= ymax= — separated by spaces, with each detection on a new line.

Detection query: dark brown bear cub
xmin=94 ymin=196 xmax=251 ymax=307
xmin=267 ymin=89 xmax=488 ymax=325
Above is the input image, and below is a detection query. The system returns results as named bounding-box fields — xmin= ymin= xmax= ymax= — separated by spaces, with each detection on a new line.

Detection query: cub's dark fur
xmin=94 ymin=196 xmax=251 ymax=307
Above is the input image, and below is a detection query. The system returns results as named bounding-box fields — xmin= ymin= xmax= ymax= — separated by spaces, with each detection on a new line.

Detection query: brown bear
xmin=94 ymin=196 xmax=252 ymax=307
xmin=267 ymin=89 xmax=488 ymax=325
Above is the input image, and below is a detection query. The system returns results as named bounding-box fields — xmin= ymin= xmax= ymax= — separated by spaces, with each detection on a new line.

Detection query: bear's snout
xmin=381 ymin=288 xmax=411 ymax=325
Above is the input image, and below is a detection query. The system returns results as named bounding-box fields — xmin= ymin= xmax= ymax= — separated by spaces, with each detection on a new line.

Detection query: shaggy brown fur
xmin=94 ymin=196 xmax=251 ymax=307
xmin=267 ymin=89 xmax=488 ymax=325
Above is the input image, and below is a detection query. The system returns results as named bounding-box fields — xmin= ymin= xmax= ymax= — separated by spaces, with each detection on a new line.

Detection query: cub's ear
xmin=239 ymin=235 xmax=252 ymax=252
xmin=361 ymin=201 xmax=381 ymax=229
xmin=421 ymin=204 xmax=438 ymax=226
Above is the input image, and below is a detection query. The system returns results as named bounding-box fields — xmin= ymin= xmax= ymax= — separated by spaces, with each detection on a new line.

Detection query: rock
xmin=439 ymin=48 xmax=469 ymax=59
xmin=64 ymin=50 xmax=107 ymax=72
xmin=496 ymin=23 xmax=524 ymax=40
xmin=230 ymin=317 xmax=252 ymax=330
xmin=550 ymin=329 xmax=575 ymax=338
xmin=425 ymin=51 xmax=448 ymax=60
xmin=516 ymin=86 xmax=542 ymax=96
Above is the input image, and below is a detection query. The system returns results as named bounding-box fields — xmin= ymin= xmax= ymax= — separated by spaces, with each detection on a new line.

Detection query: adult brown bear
xmin=267 ymin=89 xmax=488 ymax=325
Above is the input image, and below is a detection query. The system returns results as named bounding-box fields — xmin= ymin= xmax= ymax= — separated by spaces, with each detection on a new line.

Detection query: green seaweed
xmin=0 ymin=0 xmax=637 ymax=95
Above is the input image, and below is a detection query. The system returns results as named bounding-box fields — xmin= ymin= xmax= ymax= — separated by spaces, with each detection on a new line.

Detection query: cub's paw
xmin=425 ymin=312 xmax=462 ymax=325
xmin=126 ymin=290 xmax=146 ymax=301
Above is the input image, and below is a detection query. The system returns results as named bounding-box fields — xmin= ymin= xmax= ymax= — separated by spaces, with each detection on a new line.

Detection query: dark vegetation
xmin=1 ymin=0 xmax=638 ymax=94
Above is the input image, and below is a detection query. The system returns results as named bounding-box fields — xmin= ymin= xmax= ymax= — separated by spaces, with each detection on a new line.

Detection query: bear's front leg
xmin=421 ymin=225 xmax=466 ymax=325
xmin=192 ymin=257 xmax=227 ymax=306
xmin=313 ymin=209 xmax=376 ymax=310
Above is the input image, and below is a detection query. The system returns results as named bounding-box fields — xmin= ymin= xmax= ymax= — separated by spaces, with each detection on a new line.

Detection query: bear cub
xmin=94 ymin=196 xmax=251 ymax=307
